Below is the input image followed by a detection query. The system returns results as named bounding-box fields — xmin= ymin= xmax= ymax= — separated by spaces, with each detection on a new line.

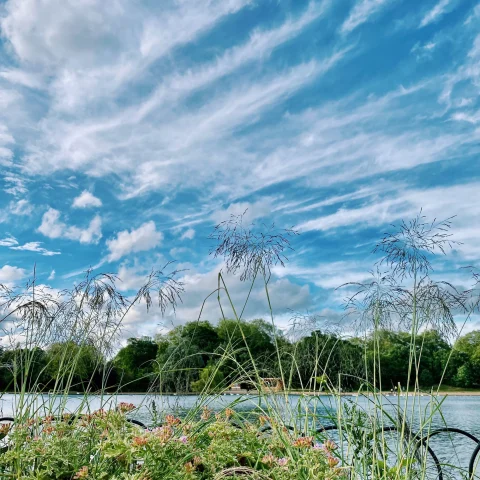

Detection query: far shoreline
xmin=4 ymin=389 xmax=480 ymax=397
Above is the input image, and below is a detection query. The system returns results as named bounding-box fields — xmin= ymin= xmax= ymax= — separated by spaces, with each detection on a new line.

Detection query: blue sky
xmin=0 ymin=0 xmax=479 ymax=339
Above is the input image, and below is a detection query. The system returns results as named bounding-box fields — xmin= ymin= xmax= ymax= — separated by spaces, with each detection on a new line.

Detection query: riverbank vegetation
xmin=0 ymin=212 xmax=479 ymax=478
xmin=3 ymin=326 xmax=480 ymax=393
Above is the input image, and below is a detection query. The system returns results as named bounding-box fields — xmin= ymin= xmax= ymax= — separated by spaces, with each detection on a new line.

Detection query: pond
xmin=1 ymin=392 xmax=479 ymax=477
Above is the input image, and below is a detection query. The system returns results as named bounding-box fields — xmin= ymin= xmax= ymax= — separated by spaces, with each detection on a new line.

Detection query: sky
xmin=0 ymin=0 xmax=479 ymax=340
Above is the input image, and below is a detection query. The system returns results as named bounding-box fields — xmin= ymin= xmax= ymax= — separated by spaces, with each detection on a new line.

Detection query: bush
xmin=0 ymin=405 xmax=345 ymax=480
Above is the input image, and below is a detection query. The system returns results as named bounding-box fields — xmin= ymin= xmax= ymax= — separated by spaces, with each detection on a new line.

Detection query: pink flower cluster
xmin=313 ymin=439 xmax=339 ymax=467
xmin=117 ymin=402 xmax=136 ymax=414
xmin=261 ymin=453 xmax=289 ymax=468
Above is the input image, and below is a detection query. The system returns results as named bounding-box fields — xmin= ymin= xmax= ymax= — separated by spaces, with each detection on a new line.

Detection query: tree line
xmin=2 ymin=319 xmax=480 ymax=393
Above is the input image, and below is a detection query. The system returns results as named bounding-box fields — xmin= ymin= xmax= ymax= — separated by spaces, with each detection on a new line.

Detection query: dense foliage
xmin=2 ymin=320 xmax=480 ymax=393
xmin=0 ymin=404 xmax=346 ymax=480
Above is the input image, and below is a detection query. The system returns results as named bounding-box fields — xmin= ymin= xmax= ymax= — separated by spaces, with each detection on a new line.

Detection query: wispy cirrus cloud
xmin=0 ymin=124 xmax=15 ymax=166
xmin=0 ymin=235 xmax=60 ymax=256
xmin=296 ymin=181 xmax=480 ymax=258
xmin=11 ymin=242 xmax=60 ymax=256
xmin=180 ymin=228 xmax=196 ymax=241
xmin=1 ymin=0 xmax=252 ymax=110
xmin=340 ymin=0 xmax=391 ymax=34
xmin=420 ymin=0 xmax=456 ymax=28
xmin=9 ymin=198 xmax=32 ymax=215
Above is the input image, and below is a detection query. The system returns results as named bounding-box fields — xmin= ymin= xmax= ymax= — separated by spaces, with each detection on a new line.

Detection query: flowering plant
xmin=0 ymin=406 xmax=345 ymax=480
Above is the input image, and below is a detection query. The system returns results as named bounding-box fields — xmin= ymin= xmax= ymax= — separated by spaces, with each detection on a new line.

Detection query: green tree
xmin=190 ymin=363 xmax=224 ymax=392
xmin=454 ymin=331 xmax=480 ymax=384
xmin=0 ymin=347 xmax=51 ymax=391
xmin=155 ymin=321 xmax=221 ymax=392
xmin=114 ymin=337 xmax=158 ymax=391
xmin=454 ymin=363 xmax=475 ymax=388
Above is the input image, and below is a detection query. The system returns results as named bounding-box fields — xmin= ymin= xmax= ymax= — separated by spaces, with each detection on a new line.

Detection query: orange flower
xmin=261 ymin=454 xmax=276 ymax=466
xmin=73 ymin=466 xmax=89 ymax=479
xmin=327 ymin=455 xmax=340 ymax=468
xmin=258 ymin=415 xmax=269 ymax=426
xmin=0 ymin=424 xmax=11 ymax=436
xmin=324 ymin=439 xmax=338 ymax=451
xmin=165 ymin=414 xmax=181 ymax=426
xmin=200 ymin=406 xmax=212 ymax=421
xmin=292 ymin=436 xmax=314 ymax=448
xmin=93 ymin=409 xmax=108 ymax=418
xmin=117 ymin=402 xmax=136 ymax=413
xmin=132 ymin=436 xmax=149 ymax=447
xmin=152 ymin=426 xmax=173 ymax=443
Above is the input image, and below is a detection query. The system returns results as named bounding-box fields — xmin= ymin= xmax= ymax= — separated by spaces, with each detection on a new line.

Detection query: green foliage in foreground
xmin=0 ymin=404 xmax=346 ymax=480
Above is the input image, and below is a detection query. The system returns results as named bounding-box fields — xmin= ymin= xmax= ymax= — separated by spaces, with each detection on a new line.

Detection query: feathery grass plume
xmin=134 ymin=262 xmax=185 ymax=315
xmin=374 ymin=211 xmax=459 ymax=279
xmin=342 ymin=213 xmax=464 ymax=336
xmin=209 ymin=210 xmax=298 ymax=282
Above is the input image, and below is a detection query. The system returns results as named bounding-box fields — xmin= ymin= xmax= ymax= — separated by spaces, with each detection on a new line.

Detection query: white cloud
xmin=411 ymin=41 xmax=438 ymax=60
xmin=439 ymin=31 xmax=480 ymax=112
xmin=119 ymin=264 xmax=312 ymax=338
xmin=0 ymin=236 xmax=18 ymax=247
xmin=297 ymin=198 xmax=402 ymax=232
xmin=3 ymin=173 xmax=27 ymax=196
xmin=122 ymin=0 xmax=329 ymax=124
xmin=48 ymin=269 xmax=55 ymax=280
xmin=116 ymin=264 xmax=149 ymax=291
xmin=0 ymin=124 xmax=15 ymax=166
xmin=0 ymin=0 xmax=252 ymax=113
xmin=9 ymin=198 xmax=32 ymax=215
xmin=180 ymin=228 xmax=195 ymax=241
xmin=211 ymin=198 xmax=275 ymax=224
xmin=341 ymin=0 xmax=390 ymax=34
xmin=72 ymin=190 xmax=102 ymax=208
xmin=419 ymin=0 xmax=454 ymax=28
xmin=0 ymin=68 xmax=43 ymax=88
xmin=0 ymin=265 xmax=27 ymax=284
xmin=251 ymin=82 xmax=470 ymax=192
xmin=10 ymin=242 xmax=61 ymax=256
xmin=0 ymin=235 xmax=60 ymax=255
xmin=465 ymin=4 xmax=480 ymax=25
xmin=106 ymin=221 xmax=163 ymax=262
xmin=38 ymin=208 xmax=102 ymax=244
xmin=295 ymin=181 xmax=480 ymax=260
xmin=17 ymin=45 xmax=349 ymax=202
xmin=273 ymin=260 xmax=371 ymax=290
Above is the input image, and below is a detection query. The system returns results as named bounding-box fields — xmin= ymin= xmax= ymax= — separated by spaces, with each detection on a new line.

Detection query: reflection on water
xmin=1 ymin=393 xmax=479 ymax=476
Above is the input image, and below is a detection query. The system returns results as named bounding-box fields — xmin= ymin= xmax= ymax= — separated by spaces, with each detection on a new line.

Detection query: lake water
xmin=1 ymin=393 xmax=479 ymax=477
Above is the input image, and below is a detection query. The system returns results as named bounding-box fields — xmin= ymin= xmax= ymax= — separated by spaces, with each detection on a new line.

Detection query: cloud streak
xmin=341 ymin=0 xmax=391 ymax=34
xmin=420 ymin=0 xmax=455 ymax=28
